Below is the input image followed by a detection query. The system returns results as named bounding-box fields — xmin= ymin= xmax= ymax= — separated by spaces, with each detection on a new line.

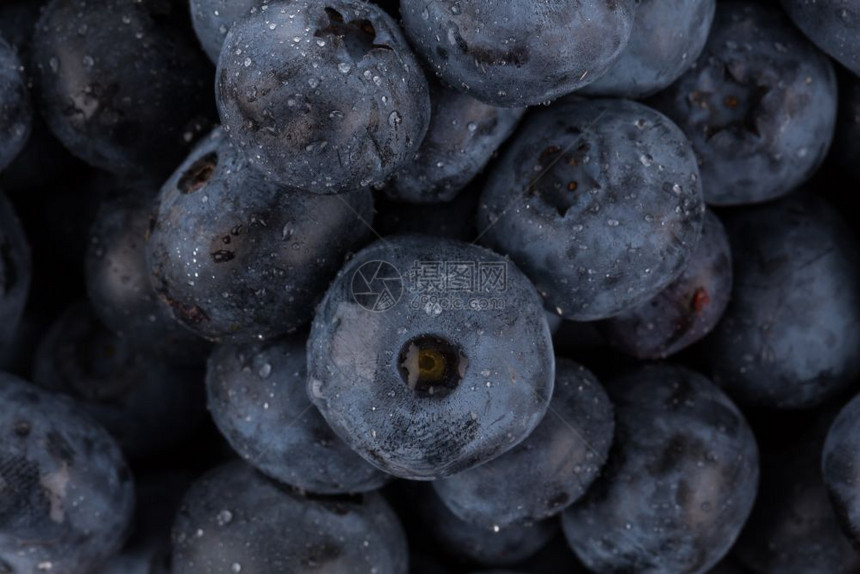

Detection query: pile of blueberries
xmin=2 ymin=0 xmax=860 ymax=572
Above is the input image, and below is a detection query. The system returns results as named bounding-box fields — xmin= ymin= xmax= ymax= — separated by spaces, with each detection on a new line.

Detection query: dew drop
xmin=216 ymin=510 xmax=233 ymax=526
xmin=258 ymin=363 xmax=272 ymax=379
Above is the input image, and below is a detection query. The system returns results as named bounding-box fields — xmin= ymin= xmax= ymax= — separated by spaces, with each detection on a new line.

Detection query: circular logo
xmin=351 ymin=260 xmax=403 ymax=312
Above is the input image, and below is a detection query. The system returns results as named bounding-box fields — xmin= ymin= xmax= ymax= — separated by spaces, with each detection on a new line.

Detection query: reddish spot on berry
xmin=691 ymin=288 xmax=711 ymax=313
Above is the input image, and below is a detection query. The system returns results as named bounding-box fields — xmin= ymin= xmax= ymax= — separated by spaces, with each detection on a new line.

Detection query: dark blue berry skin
xmin=734 ymin=410 xmax=860 ymax=573
xmin=32 ymin=0 xmax=215 ymax=178
xmin=0 ymin=37 xmax=31 ymax=172
xmin=0 ymin=373 xmax=135 ymax=574
xmin=307 ymin=235 xmax=554 ymax=480
xmin=171 ymin=461 xmax=409 ymax=574
xmin=146 ymin=129 xmax=374 ymax=343
xmin=649 ymin=2 xmax=837 ymax=206
xmin=86 ymin=192 xmax=211 ymax=366
xmin=433 ymin=359 xmax=613 ymax=529
xmin=598 ymin=209 xmax=732 ymax=360
xmin=822 ymin=393 xmax=860 ymax=550
xmin=562 ymin=365 xmax=759 ymax=574
xmin=190 ymin=0 xmax=263 ymax=63
xmin=413 ymin=484 xmax=557 ymax=567
xmin=216 ymin=0 xmax=430 ymax=194
xmin=580 ymin=0 xmax=715 ymax=98
xmin=96 ymin=472 xmax=192 ymax=574
xmin=383 ymin=82 xmax=524 ymax=203
xmin=781 ymin=0 xmax=860 ymax=78
xmin=0 ymin=193 xmax=30 ymax=356
xmin=399 ymin=0 xmax=635 ymax=107
xmin=31 ymin=303 xmax=207 ymax=460
xmin=206 ymin=334 xmax=390 ymax=494
xmin=699 ymin=194 xmax=860 ymax=410
xmin=835 ymin=74 xmax=860 ymax=183
xmin=477 ymin=98 xmax=704 ymax=322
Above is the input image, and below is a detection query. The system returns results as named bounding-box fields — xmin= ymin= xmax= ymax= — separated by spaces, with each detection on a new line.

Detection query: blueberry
xmin=412 ymin=483 xmax=557 ymax=567
xmin=598 ymin=209 xmax=732 ymax=359
xmin=562 ymin=365 xmax=759 ymax=574
xmin=781 ymin=0 xmax=860 ymax=77
xmin=579 ymin=0 xmax=715 ymax=98
xmin=648 ymin=1 xmax=837 ymax=206
xmin=0 ymin=373 xmax=135 ymax=574
xmin=734 ymin=409 xmax=860 ymax=573
xmin=0 ymin=36 xmax=32 ymax=172
xmin=383 ymin=81 xmax=524 ymax=203
xmin=699 ymin=193 xmax=860 ymax=409
xmin=0 ymin=193 xmax=30 ymax=356
xmin=32 ymin=0 xmax=215 ymax=178
xmin=307 ymin=235 xmax=554 ymax=479
xmin=216 ymin=0 xmax=430 ymax=193
xmin=477 ymin=98 xmax=704 ymax=321
xmin=146 ymin=129 xmax=374 ymax=343
xmin=190 ymin=0 xmax=264 ymax=63
xmin=400 ymin=0 xmax=636 ymax=107
xmin=171 ymin=461 xmax=408 ymax=573
xmin=31 ymin=302 xmax=207 ymax=460
xmin=206 ymin=333 xmax=390 ymax=494
xmin=86 ymin=192 xmax=211 ymax=365
xmin=433 ymin=359 xmax=613 ymax=529
xmin=822 ymin=393 xmax=860 ymax=550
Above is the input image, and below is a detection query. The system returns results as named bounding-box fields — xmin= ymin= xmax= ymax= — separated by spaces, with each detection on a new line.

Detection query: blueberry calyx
xmin=178 ymin=152 xmax=218 ymax=195
xmin=398 ymin=335 xmax=466 ymax=398
xmin=315 ymin=7 xmax=392 ymax=62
